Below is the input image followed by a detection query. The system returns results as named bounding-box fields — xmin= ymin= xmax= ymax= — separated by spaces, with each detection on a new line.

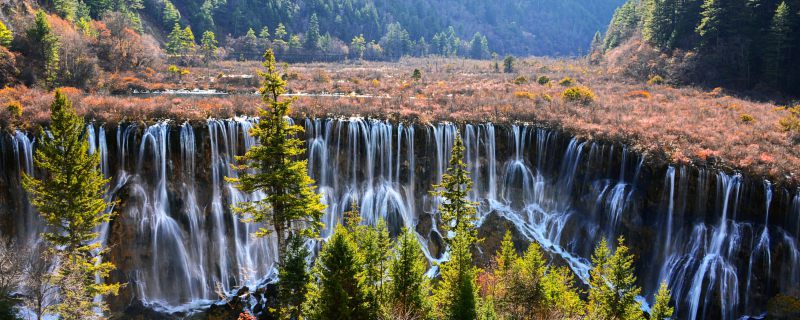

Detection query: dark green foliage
xmin=604 ymin=0 xmax=643 ymax=50
xmin=412 ymin=68 xmax=422 ymax=81
xmin=162 ymin=0 xmax=181 ymax=29
xmin=314 ymin=225 xmax=368 ymax=320
xmin=388 ymin=228 xmax=431 ymax=319
xmin=278 ymin=235 xmax=312 ymax=319
xmin=162 ymin=0 xmax=621 ymax=56
xmin=469 ymin=32 xmax=490 ymax=59
xmin=305 ymin=13 xmax=321 ymax=50
xmin=27 ymin=11 xmax=60 ymax=89
xmin=432 ymin=134 xmax=479 ymax=320
xmin=503 ymin=55 xmax=514 ymax=73
xmin=609 ymin=0 xmax=800 ymax=94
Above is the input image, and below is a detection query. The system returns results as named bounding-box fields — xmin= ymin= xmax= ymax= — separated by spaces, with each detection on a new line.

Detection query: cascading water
xmin=1 ymin=118 xmax=798 ymax=319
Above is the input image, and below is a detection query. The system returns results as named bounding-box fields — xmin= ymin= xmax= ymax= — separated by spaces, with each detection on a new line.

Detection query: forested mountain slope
xmin=600 ymin=0 xmax=800 ymax=95
xmin=158 ymin=0 xmax=626 ymax=56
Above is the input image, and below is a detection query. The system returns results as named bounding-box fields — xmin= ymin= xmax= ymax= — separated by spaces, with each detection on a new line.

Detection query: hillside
xmin=84 ymin=0 xmax=626 ymax=56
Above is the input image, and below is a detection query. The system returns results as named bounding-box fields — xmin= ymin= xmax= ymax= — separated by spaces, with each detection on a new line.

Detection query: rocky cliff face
xmin=1 ymin=118 xmax=798 ymax=319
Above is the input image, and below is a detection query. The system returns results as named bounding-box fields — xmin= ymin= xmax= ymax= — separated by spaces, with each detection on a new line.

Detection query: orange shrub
xmin=624 ymin=90 xmax=651 ymax=99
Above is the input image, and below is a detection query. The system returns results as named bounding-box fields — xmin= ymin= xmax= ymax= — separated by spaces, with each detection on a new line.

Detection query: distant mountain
xmin=158 ymin=0 xmax=626 ymax=56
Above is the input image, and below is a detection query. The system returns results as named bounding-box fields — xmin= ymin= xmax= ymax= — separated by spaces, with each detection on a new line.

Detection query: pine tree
xmin=0 ymin=21 xmax=12 ymax=47
xmin=432 ymin=134 xmax=478 ymax=239
xmin=588 ymin=237 xmax=643 ymax=320
xmin=22 ymin=90 xmax=119 ymax=318
xmin=181 ymin=26 xmax=196 ymax=51
xmin=27 ymin=11 xmax=60 ymax=89
xmin=229 ymin=48 xmax=325 ymax=260
xmin=496 ymin=230 xmax=517 ymax=273
xmin=650 ymin=281 xmax=674 ymax=320
xmin=314 ymin=225 xmax=368 ymax=320
xmin=162 ymin=0 xmax=181 ymax=29
xmin=469 ymin=32 xmax=489 ymax=59
xmin=275 ymin=23 xmax=287 ymax=40
xmin=305 ymin=13 xmax=321 ymax=50
xmin=259 ymin=26 xmax=270 ymax=40
xmin=351 ymin=34 xmax=366 ymax=59
xmin=762 ymin=2 xmax=792 ymax=88
xmin=388 ymin=228 xmax=431 ymax=319
xmin=278 ymin=235 xmax=312 ymax=320
xmin=200 ymin=30 xmax=218 ymax=62
xmin=643 ymin=0 xmax=678 ymax=49
xmin=356 ymin=219 xmax=391 ymax=318
xmin=507 ymin=242 xmax=547 ymax=318
xmin=541 ymin=266 xmax=584 ymax=318
xmin=166 ymin=23 xmax=184 ymax=54
xmin=696 ymin=0 xmax=723 ymax=48
xmin=244 ymin=28 xmax=258 ymax=57
xmin=433 ymin=133 xmax=479 ymax=320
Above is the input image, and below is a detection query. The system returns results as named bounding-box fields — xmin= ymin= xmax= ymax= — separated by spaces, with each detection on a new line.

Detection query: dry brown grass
xmin=1 ymin=57 xmax=799 ymax=186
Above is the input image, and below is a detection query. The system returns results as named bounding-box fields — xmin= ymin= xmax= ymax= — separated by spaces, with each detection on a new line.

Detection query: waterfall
xmin=1 ymin=118 xmax=799 ymax=318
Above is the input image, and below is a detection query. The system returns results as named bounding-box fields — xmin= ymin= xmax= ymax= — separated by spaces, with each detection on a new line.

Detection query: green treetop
xmin=351 ymin=34 xmax=366 ymax=60
xmin=22 ymin=90 xmax=120 ymax=318
xmin=305 ymin=13 xmax=321 ymax=50
xmin=763 ymin=1 xmax=793 ymax=88
xmin=355 ymin=219 xmax=391 ymax=318
xmin=162 ymin=0 xmax=181 ymax=29
xmin=278 ymin=235 xmax=312 ymax=319
xmin=166 ymin=23 xmax=185 ymax=54
xmin=312 ymin=225 xmax=368 ymax=320
xmin=229 ymin=48 xmax=325 ymax=260
xmin=27 ymin=11 xmax=60 ymax=89
xmin=388 ymin=228 xmax=432 ymax=319
xmin=200 ymin=30 xmax=218 ymax=62
xmin=588 ymin=237 xmax=643 ymax=320
xmin=259 ymin=26 xmax=270 ymax=39
xmin=650 ymin=281 xmax=674 ymax=320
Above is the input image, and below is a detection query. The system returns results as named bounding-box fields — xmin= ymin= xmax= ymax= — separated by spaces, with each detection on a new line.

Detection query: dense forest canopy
xmin=133 ymin=0 xmax=625 ymax=56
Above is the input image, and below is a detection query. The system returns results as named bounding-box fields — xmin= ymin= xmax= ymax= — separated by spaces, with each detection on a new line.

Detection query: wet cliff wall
xmin=0 ymin=118 xmax=798 ymax=319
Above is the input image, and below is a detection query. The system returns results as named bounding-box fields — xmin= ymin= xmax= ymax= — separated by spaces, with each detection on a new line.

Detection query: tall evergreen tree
xmin=697 ymin=0 xmax=725 ymax=47
xmin=643 ymin=0 xmax=679 ymax=49
xmin=278 ymin=235 xmax=312 ymax=319
xmin=166 ymin=23 xmax=185 ymax=54
xmin=27 ymin=11 xmax=60 ymax=89
xmin=388 ymin=228 xmax=431 ymax=319
xmin=230 ymin=48 xmax=325 ymax=259
xmin=355 ymin=219 xmax=391 ymax=318
xmin=433 ymin=134 xmax=479 ymax=320
xmin=432 ymin=134 xmax=478 ymax=239
xmin=305 ymin=13 xmax=321 ymax=50
xmin=314 ymin=225 xmax=368 ymax=320
xmin=162 ymin=0 xmax=181 ymax=29
xmin=762 ymin=1 xmax=793 ymax=88
xmin=22 ymin=90 xmax=119 ymax=318
xmin=587 ymin=237 xmax=643 ymax=320
xmin=200 ymin=30 xmax=218 ymax=62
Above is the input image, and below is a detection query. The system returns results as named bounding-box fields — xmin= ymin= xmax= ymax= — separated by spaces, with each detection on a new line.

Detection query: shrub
xmin=558 ymin=77 xmax=574 ymax=86
xmin=513 ymin=75 xmax=528 ymax=85
xmin=647 ymin=75 xmax=665 ymax=85
xmin=513 ymin=91 xmax=535 ymax=100
xmin=739 ymin=113 xmax=755 ymax=124
xmin=412 ymin=68 xmax=422 ymax=81
xmin=6 ymin=100 xmax=22 ymax=117
xmin=536 ymin=75 xmax=550 ymax=85
xmin=624 ymin=90 xmax=651 ymax=99
xmin=778 ymin=106 xmax=800 ymax=135
xmin=539 ymin=93 xmax=553 ymax=102
xmin=561 ymin=86 xmax=595 ymax=105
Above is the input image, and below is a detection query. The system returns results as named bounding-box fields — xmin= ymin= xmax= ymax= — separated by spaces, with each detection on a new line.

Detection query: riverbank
xmin=1 ymin=57 xmax=798 ymax=187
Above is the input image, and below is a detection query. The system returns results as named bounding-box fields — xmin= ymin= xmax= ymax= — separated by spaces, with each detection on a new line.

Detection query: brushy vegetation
xmin=562 ymin=86 xmax=596 ymax=105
